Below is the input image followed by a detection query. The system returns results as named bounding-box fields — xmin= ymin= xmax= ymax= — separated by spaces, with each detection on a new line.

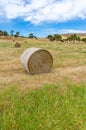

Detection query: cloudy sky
xmin=0 ymin=0 xmax=86 ymax=37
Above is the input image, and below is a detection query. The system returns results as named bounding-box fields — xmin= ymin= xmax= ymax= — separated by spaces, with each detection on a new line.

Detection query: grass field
xmin=0 ymin=38 xmax=86 ymax=129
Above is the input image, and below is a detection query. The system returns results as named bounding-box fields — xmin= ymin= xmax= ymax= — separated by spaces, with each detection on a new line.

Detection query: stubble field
xmin=0 ymin=38 xmax=86 ymax=129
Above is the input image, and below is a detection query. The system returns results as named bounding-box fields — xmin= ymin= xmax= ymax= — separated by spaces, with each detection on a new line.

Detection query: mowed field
xmin=0 ymin=38 xmax=86 ymax=129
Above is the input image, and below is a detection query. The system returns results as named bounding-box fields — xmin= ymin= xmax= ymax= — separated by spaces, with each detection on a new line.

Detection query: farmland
xmin=0 ymin=38 xmax=86 ymax=129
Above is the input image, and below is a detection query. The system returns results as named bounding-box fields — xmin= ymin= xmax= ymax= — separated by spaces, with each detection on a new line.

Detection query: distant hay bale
xmin=24 ymin=41 xmax=27 ymax=43
xmin=15 ymin=42 xmax=21 ymax=47
xmin=20 ymin=48 xmax=53 ymax=75
xmin=13 ymin=40 xmax=21 ymax=47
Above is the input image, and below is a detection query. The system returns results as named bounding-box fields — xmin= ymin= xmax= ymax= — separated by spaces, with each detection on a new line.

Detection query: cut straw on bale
xmin=21 ymin=48 xmax=53 ymax=75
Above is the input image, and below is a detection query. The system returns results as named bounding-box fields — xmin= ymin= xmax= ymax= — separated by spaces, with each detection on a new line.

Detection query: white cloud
xmin=36 ymin=28 xmax=86 ymax=36
xmin=61 ymin=29 xmax=86 ymax=34
xmin=0 ymin=0 xmax=86 ymax=24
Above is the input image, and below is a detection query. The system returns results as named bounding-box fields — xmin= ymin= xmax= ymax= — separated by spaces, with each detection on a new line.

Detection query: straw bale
xmin=21 ymin=48 xmax=53 ymax=75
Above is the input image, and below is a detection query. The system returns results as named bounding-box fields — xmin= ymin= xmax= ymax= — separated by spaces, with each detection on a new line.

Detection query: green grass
xmin=0 ymin=42 xmax=13 ymax=48
xmin=0 ymin=38 xmax=86 ymax=129
xmin=0 ymin=83 xmax=86 ymax=130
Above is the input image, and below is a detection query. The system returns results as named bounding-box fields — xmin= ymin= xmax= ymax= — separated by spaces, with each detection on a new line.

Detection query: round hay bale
xmin=20 ymin=48 xmax=53 ymax=75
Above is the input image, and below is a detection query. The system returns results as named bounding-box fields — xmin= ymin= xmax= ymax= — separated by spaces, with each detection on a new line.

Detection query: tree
xmin=76 ymin=36 xmax=81 ymax=41
xmin=14 ymin=32 xmax=20 ymax=37
xmin=82 ymin=38 xmax=86 ymax=42
xmin=47 ymin=35 xmax=55 ymax=41
xmin=66 ymin=34 xmax=81 ymax=42
xmin=3 ymin=31 xmax=9 ymax=36
xmin=0 ymin=30 xmax=9 ymax=36
xmin=28 ymin=33 xmax=37 ymax=39
xmin=10 ymin=30 xmax=14 ymax=36
xmin=0 ymin=30 xmax=4 ymax=36
xmin=28 ymin=33 xmax=34 ymax=38
xmin=54 ymin=34 xmax=62 ymax=41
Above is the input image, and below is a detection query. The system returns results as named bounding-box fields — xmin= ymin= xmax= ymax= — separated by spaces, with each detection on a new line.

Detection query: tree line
xmin=0 ymin=29 xmax=21 ymax=37
xmin=0 ymin=29 xmax=86 ymax=42
xmin=0 ymin=29 xmax=37 ymax=39
xmin=47 ymin=34 xmax=86 ymax=43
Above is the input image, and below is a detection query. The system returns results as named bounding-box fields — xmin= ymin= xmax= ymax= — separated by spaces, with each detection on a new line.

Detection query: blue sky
xmin=0 ymin=0 xmax=86 ymax=37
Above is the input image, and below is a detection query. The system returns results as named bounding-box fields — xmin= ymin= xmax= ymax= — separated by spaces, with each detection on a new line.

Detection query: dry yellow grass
xmin=0 ymin=38 xmax=86 ymax=92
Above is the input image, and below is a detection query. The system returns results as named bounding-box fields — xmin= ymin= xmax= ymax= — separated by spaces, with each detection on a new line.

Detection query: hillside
xmin=62 ymin=33 xmax=86 ymax=39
